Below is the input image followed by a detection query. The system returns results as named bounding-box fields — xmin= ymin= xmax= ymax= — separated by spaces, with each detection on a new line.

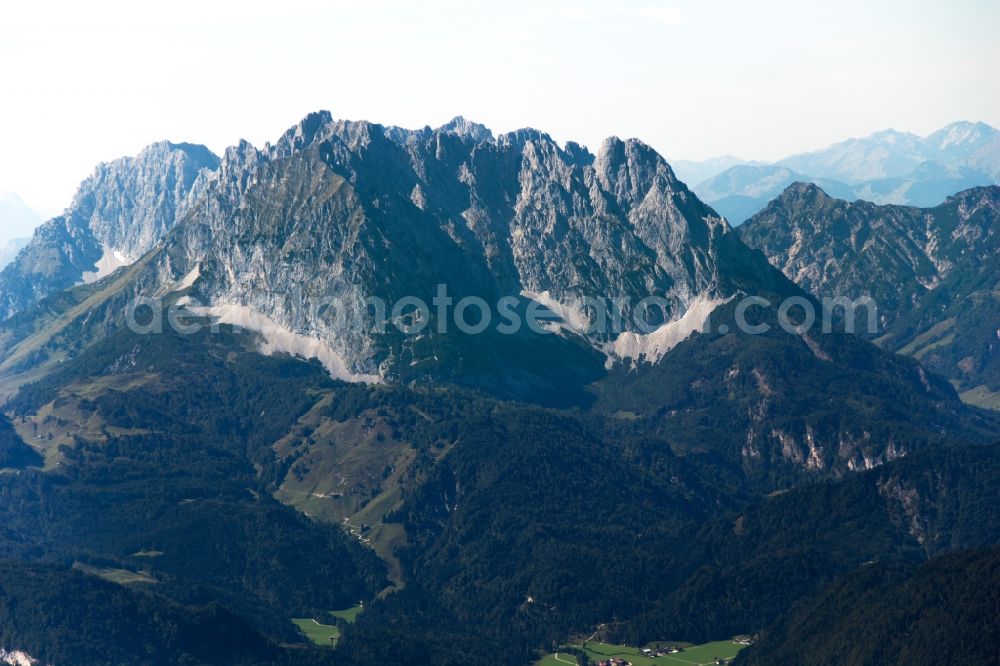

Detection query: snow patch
xmin=609 ymin=296 xmax=730 ymax=365
xmin=81 ymin=244 xmax=131 ymax=283
xmin=186 ymin=303 xmax=380 ymax=384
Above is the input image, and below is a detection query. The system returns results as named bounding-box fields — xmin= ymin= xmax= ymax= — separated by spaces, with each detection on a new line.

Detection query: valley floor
xmin=537 ymin=639 xmax=748 ymax=666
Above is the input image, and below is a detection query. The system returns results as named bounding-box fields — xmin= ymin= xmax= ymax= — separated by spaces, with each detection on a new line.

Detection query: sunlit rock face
xmin=739 ymin=182 xmax=1000 ymax=391
xmin=0 ymin=141 xmax=219 ymax=320
xmin=0 ymin=112 xmax=793 ymax=381
xmin=116 ymin=112 xmax=786 ymax=380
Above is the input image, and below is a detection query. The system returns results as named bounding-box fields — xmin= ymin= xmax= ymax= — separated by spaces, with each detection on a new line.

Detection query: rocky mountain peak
xmin=778 ymin=180 xmax=833 ymax=201
xmin=925 ymin=120 xmax=1000 ymax=153
xmin=562 ymin=140 xmax=594 ymax=166
xmin=740 ymin=184 xmax=1000 ymax=394
xmin=436 ymin=115 xmax=493 ymax=143
xmin=866 ymin=127 xmax=921 ymax=145
xmin=134 ymin=140 xmax=218 ymax=166
xmin=763 ymin=182 xmax=842 ymax=219
xmin=594 ymin=136 xmax=683 ymax=201
xmin=0 ymin=141 xmax=220 ymax=320
xmin=943 ymin=184 xmax=1000 ymax=210
xmin=0 ymin=192 xmax=42 ymax=244
xmin=72 ymin=140 xmax=220 ymax=256
xmin=267 ymin=110 xmax=335 ymax=158
xmin=35 ymin=112 xmax=787 ymax=382
xmin=0 ymin=112 xmax=802 ymax=390
xmin=496 ymin=127 xmax=554 ymax=151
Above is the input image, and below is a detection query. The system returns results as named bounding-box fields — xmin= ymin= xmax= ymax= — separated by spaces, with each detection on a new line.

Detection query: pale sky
xmin=1 ymin=0 xmax=998 ymax=215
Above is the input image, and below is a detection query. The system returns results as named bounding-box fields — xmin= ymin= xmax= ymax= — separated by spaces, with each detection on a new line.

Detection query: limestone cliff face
xmin=0 ymin=141 xmax=219 ymax=320
xmin=739 ymin=183 xmax=1000 ymax=392
xmin=739 ymin=183 xmax=997 ymax=304
xmin=0 ymin=112 xmax=793 ymax=381
xmin=0 ymin=113 xmax=990 ymax=479
xmin=123 ymin=112 xmax=785 ymax=379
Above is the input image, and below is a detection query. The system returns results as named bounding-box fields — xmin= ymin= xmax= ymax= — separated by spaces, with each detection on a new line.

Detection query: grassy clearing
xmin=960 ymin=384 xmax=1000 ymax=411
xmin=292 ymin=618 xmax=341 ymax=647
xmin=538 ymin=640 xmax=746 ymax=666
xmin=10 ymin=374 xmax=158 ymax=471
xmin=328 ymin=604 xmax=364 ymax=623
xmin=292 ymin=606 xmax=363 ymax=648
xmin=537 ymin=655 xmax=577 ymax=665
xmin=911 ymin=332 xmax=955 ymax=360
xmin=272 ymin=398 xmax=455 ymax=592
xmin=0 ymin=253 xmax=155 ymax=399
xmin=898 ymin=318 xmax=954 ymax=356
xmin=72 ymin=562 xmax=158 ymax=586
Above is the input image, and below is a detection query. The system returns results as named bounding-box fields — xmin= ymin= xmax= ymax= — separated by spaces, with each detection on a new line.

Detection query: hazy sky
xmin=2 ymin=0 xmax=998 ymax=214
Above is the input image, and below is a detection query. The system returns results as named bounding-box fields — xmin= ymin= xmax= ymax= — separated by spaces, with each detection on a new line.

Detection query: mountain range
xmin=0 ymin=112 xmax=795 ymax=396
xmin=668 ymin=155 xmax=767 ymax=189
xmin=0 ymin=142 xmax=219 ymax=320
xmin=0 ymin=239 xmax=30 ymax=271
xmin=739 ymin=182 xmax=1000 ymax=408
xmin=0 ymin=192 xmax=42 ymax=241
xmin=681 ymin=121 xmax=1000 ymax=223
xmin=0 ymin=112 xmax=997 ymax=666
xmin=0 ymin=192 xmax=44 ymax=270
xmin=780 ymin=122 xmax=1000 ymax=182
